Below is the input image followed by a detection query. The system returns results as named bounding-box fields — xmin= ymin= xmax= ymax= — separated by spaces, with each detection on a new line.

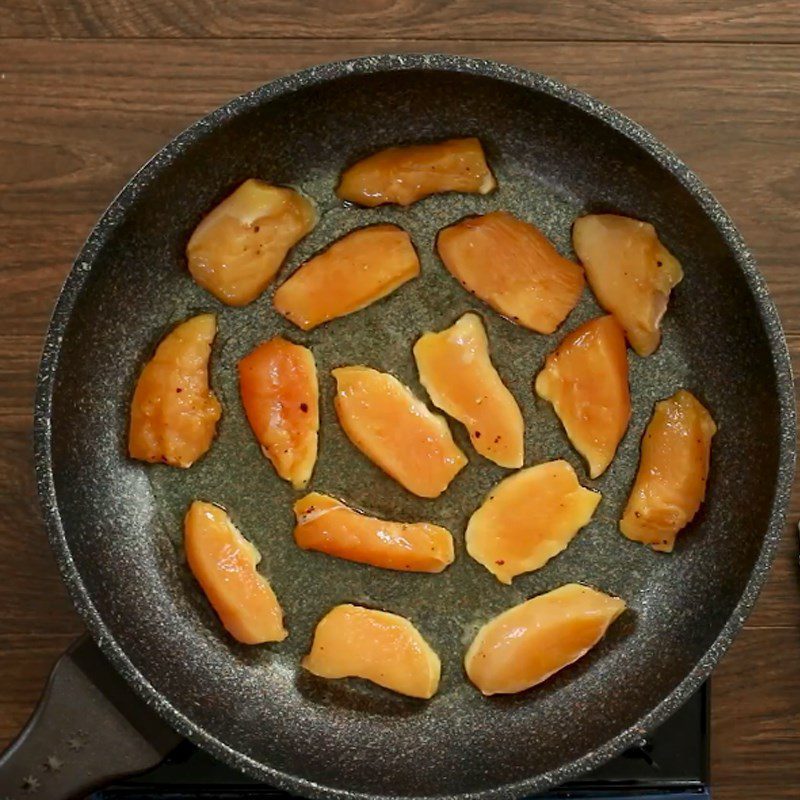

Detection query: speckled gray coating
xmin=34 ymin=55 xmax=795 ymax=799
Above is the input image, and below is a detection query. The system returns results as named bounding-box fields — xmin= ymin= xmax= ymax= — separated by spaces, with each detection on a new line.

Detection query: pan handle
xmin=0 ymin=635 xmax=183 ymax=799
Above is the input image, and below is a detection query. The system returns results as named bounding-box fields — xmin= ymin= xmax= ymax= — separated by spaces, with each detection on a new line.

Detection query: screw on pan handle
xmin=0 ymin=635 xmax=182 ymax=799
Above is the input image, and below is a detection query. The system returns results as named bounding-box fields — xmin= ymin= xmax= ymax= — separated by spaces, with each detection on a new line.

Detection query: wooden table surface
xmin=1 ymin=2 xmax=799 ymax=797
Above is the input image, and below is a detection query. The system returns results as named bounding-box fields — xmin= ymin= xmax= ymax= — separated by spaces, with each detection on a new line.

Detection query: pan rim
xmin=33 ymin=53 xmax=796 ymax=800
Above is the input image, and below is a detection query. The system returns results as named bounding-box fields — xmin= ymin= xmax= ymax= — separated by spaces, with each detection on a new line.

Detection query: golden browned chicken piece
xmin=337 ymin=138 xmax=496 ymax=207
xmin=293 ymin=492 xmax=454 ymax=573
xmin=466 ymin=460 xmax=600 ymax=584
xmin=572 ymin=214 xmax=683 ymax=356
xmin=186 ymin=179 xmax=316 ymax=306
xmin=620 ymin=390 xmax=716 ymax=552
xmin=465 ymin=584 xmax=626 ymax=695
xmin=332 ymin=366 xmax=467 ymax=498
xmin=184 ymin=501 xmax=287 ymax=644
xmin=128 ymin=314 xmax=221 ymax=468
xmin=437 ymin=211 xmax=585 ymax=334
xmin=273 ymin=225 xmax=420 ymax=330
xmin=414 ymin=313 xmax=524 ymax=468
xmin=302 ymin=604 xmax=440 ymax=698
xmin=238 ymin=337 xmax=318 ymax=489
xmin=535 ymin=315 xmax=631 ymax=477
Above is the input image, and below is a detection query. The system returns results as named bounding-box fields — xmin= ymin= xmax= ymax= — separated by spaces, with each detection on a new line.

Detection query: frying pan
xmin=1 ymin=54 xmax=795 ymax=800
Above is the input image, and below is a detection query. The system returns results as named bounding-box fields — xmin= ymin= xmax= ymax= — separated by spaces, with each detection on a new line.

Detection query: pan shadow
xmin=295 ymin=670 xmax=428 ymax=718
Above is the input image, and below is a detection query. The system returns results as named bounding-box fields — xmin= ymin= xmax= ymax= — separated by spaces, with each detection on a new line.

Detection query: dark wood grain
xmin=0 ymin=633 xmax=78 ymax=743
xmin=0 ymin=31 xmax=798 ymax=800
xmin=2 ymin=0 xmax=800 ymax=42
xmin=712 ymin=626 xmax=800 ymax=799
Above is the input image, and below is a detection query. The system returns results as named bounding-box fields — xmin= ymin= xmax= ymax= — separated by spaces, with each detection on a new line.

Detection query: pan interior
xmin=47 ymin=66 xmax=783 ymax=796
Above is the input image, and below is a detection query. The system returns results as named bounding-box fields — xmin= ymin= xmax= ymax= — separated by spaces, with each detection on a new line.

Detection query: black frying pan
xmin=1 ymin=55 xmax=795 ymax=800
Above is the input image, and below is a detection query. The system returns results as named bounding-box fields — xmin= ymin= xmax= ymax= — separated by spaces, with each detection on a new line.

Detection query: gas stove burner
xmin=96 ymin=685 xmax=709 ymax=799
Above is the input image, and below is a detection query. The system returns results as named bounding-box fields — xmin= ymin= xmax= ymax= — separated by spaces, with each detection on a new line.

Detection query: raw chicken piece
xmin=572 ymin=214 xmax=683 ymax=356
xmin=337 ymin=138 xmax=496 ymax=207
xmin=184 ymin=501 xmax=287 ymax=644
xmin=273 ymin=225 xmax=419 ymax=330
xmin=128 ymin=314 xmax=221 ymax=468
xmin=620 ymin=390 xmax=716 ymax=552
xmin=332 ymin=366 xmax=467 ymax=498
xmin=466 ymin=460 xmax=600 ymax=584
xmin=186 ymin=179 xmax=316 ymax=306
xmin=293 ymin=492 xmax=454 ymax=572
xmin=302 ymin=604 xmax=440 ymax=698
xmin=535 ymin=315 xmax=630 ymax=478
xmin=414 ymin=312 xmax=524 ymax=468
xmin=465 ymin=584 xmax=626 ymax=695
xmin=437 ymin=211 xmax=584 ymax=334
xmin=238 ymin=337 xmax=318 ymax=489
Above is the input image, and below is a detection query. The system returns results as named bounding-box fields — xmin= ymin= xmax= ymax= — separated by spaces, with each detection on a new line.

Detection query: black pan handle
xmin=0 ymin=635 xmax=183 ymax=799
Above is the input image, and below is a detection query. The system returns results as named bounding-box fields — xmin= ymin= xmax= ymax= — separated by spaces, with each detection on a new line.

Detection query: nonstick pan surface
xmin=34 ymin=55 xmax=795 ymax=799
